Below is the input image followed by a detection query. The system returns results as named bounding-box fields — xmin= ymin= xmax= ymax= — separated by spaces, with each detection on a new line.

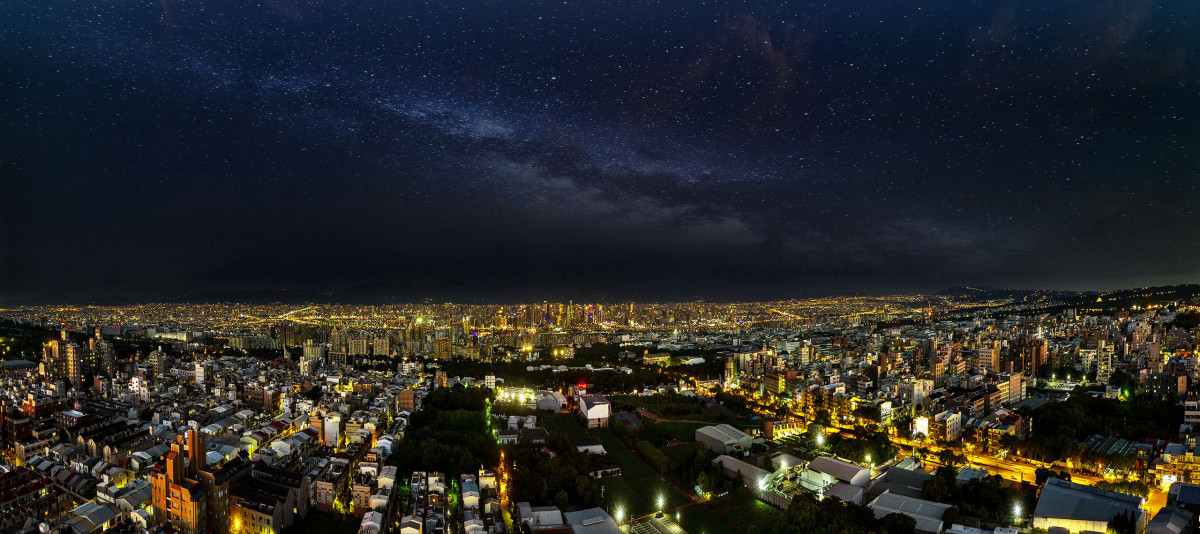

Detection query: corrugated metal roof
xmin=1033 ymin=478 xmax=1142 ymax=522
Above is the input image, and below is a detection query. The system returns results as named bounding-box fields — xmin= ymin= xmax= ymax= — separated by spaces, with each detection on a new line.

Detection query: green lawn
xmin=609 ymin=395 xmax=743 ymax=424
xmin=543 ymin=413 xmax=597 ymax=445
xmin=647 ymin=420 xmax=710 ymax=442
xmin=703 ymin=486 xmax=784 ymax=533
xmin=542 ymin=413 xmax=744 ymax=533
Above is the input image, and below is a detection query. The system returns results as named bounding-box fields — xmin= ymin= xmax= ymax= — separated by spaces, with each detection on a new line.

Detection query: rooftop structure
xmin=1032 ymin=478 xmax=1146 ymax=534
xmin=868 ymin=490 xmax=954 ymax=534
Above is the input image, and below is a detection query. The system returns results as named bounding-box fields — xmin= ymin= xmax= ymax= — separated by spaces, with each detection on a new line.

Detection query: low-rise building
xmin=578 ymin=396 xmax=610 ymax=428
xmin=867 ymin=490 xmax=954 ymax=534
xmin=1032 ymin=478 xmax=1146 ymax=534
xmin=695 ymin=424 xmax=752 ymax=454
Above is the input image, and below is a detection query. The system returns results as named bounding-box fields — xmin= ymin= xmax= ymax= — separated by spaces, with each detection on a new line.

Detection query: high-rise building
xmin=329 ymin=351 xmax=348 ymax=367
xmin=302 ymin=340 xmax=327 ymax=361
xmin=149 ymin=349 xmax=169 ymax=377
xmin=329 ymin=326 xmax=348 ymax=354
xmin=373 ymin=335 xmax=390 ymax=356
xmin=433 ymin=338 xmax=452 ymax=361
xmin=90 ymin=336 xmax=115 ymax=378
xmin=1097 ymin=339 xmax=1112 ymax=385
xmin=931 ymin=356 xmax=947 ymax=387
xmin=973 ymin=342 xmax=1000 ymax=374
xmin=764 ymin=371 xmax=786 ymax=396
xmin=152 ymin=431 xmax=206 ymax=533
xmin=347 ymin=336 xmax=369 ymax=356
xmin=41 ymin=331 xmax=85 ymax=387
xmin=152 ymin=430 xmax=250 ymax=534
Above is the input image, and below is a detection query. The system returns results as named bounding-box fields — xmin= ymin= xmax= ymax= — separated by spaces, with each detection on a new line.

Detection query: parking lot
xmin=627 ymin=514 xmax=686 ymax=534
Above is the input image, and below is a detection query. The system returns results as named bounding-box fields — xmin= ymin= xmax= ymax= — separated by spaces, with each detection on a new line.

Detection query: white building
xmin=323 ymin=414 xmax=342 ymax=447
xmin=696 ymin=424 xmax=752 ymax=454
xmin=578 ymin=395 xmax=610 ymax=428
xmin=933 ymin=410 xmax=963 ymax=442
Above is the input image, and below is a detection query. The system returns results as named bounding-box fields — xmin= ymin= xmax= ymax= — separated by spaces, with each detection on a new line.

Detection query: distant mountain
xmin=1083 ymin=284 xmax=1200 ymax=308
xmin=936 ymin=284 xmax=1200 ymax=313
xmin=935 ymin=286 xmax=1087 ymax=302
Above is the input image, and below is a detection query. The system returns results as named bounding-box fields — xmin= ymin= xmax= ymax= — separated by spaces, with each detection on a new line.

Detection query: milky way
xmin=2 ymin=0 xmax=1199 ymax=302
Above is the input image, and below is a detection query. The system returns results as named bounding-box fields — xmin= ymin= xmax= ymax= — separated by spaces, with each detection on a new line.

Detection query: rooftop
xmin=1033 ymin=478 xmax=1143 ymax=523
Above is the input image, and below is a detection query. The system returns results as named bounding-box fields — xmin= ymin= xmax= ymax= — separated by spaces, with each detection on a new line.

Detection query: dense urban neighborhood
xmin=0 ymin=286 xmax=1198 ymax=533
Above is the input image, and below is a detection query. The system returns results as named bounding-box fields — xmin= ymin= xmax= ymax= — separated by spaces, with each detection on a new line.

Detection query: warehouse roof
xmin=696 ymin=424 xmax=750 ymax=443
xmin=1033 ymin=478 xmax=1143 ymax=523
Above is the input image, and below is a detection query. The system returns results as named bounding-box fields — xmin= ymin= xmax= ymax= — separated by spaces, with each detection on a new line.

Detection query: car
xmin=654 ymin=511 xmax=664 ymax=519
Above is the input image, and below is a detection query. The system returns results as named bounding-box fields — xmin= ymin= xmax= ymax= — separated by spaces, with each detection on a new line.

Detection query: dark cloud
xmin=2 ymin=0 xmax=1198 ymax=302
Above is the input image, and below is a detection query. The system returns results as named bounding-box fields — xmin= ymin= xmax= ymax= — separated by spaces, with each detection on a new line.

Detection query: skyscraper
xmin=1097 ymin=339 xmax=1112 ymax=385
xmin=41 ymin=330 xmax=83 ymax=387
xmin=433 ymin=338 xmax=452 ymax=361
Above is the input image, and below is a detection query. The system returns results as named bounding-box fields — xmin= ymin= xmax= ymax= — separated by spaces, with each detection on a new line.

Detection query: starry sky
xmin=3 ymin=0 xmax=1199 ymax=303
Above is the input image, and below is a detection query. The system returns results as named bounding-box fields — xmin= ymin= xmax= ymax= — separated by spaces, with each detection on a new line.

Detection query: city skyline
xmin=4 ymin=1 xmax=1200 ymax=303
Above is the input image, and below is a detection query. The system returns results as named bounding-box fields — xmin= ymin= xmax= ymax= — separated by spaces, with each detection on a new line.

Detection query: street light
xmin=657 ymin=496 xmax=665 ymax=510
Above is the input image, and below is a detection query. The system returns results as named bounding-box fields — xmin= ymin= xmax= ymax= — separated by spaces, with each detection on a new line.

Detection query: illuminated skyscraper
xmin=41 ymin=330 xmax=84 ymax=387
xmin=433 ymin=338 xmax=452 ymax=360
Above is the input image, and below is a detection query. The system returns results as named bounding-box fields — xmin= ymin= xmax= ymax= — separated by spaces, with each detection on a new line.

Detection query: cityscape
xmin=4 ymin=0 xmax=1200 ymax=534
xmin=0 ymin=286 xmax=1197 ymax=534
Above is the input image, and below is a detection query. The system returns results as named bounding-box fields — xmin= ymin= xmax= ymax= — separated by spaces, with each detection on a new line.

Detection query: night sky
xmin=3 ymin=0 xmax=1199 ymax=303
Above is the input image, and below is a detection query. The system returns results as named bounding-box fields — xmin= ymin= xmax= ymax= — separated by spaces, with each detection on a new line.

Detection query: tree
xmin=942 ymin=505 xmax=961 ymax=528
xmin=937 ymin=449 xmax=966 ymax=467
xmin=1034 ymin=467 xmax=1071 ymax=486
xmin=1108 ymin=510 xmax=1137 ymax=534
xmin=814 ymin=409 xmax=832 ymax=427
xmin=892 ymin=411 xmax=915 ymax=436
xmin=554 ymin=490 xmax=569 ymax=510
xmin=922 ymin=466 xmax=958 ymax=503
xmin=878 ymin=512 xmax=917 ymax=534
